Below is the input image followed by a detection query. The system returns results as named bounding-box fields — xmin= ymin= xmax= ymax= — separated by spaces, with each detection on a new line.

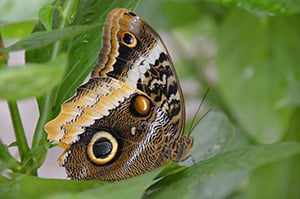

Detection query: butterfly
xmin=44 ymin=8 xmax=193 ymax=181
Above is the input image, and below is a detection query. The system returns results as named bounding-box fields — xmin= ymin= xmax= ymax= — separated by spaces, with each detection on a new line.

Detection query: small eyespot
xmin=87 ymin=131 xmax=118 ymax=165
xmin=121 ymin=32 xmax=137 ymax=48
xmin=128 ymin=11 xmax=137 ymax=17
xmin=130 ymin=94 xmax=151 ymax=117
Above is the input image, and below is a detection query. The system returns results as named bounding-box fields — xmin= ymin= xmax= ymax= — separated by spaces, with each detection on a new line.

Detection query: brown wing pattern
xmin=92 ymin=8 xmax=185 ymax=137
xmin=44 ymin=8 xmax=193 ymax=181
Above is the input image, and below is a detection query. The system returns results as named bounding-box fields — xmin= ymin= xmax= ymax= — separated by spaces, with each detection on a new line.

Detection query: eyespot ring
xmin=130 ymin=94 xmax=151 ymax=117
xmin=87 ymin=131 xmax=118 ymax=165
xmin=121 ymin=31 xmax=137 ymax=48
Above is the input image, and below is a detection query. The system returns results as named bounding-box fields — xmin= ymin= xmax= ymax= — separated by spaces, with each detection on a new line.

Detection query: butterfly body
xmin=44 ymin=8 xmax=193 ymax=181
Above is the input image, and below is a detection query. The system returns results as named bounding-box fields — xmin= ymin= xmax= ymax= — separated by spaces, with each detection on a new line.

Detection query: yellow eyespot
xmin=131 ymin=95 xmax=151 ymax=117
xmin=87 ymin=131 xmax=118 ymax=165
xmin=121 ymin=32 xmax=137 ymax=48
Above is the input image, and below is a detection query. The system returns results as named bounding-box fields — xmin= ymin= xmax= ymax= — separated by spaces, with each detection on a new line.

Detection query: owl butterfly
xmin=44 ymin=8 xmax=193 ymax=181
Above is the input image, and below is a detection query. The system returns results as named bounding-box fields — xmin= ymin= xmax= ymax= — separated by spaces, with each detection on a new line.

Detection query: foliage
xmin=0 ymin=0 xmax=300 ymax=198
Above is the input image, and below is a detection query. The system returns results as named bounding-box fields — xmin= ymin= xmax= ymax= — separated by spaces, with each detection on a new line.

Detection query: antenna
xmin=188 ymin=89 xmax=210 ymax=136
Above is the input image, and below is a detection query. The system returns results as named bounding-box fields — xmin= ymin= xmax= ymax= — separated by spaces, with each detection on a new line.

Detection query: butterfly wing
xmin=92 ymin=8 xmax=185 ymax=137
xmin=45 ymin=77 xmax=186 ymax=181
xmin=44 ymin=8 xmax=193 ymax=181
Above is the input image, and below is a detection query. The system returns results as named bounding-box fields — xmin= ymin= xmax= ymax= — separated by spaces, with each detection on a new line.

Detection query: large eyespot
xmin=130 ymin=94 xmax=152 ymax=117
xmin=87 ymin=131 xmax=118 ymax=165
xmin=121 ymin=32 xmax=137 ymax=48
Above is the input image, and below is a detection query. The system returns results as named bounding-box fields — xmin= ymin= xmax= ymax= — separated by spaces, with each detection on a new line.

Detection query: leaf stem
xmin=8 ymin=101 xmax=29 ymax=161
xmin=31 ymin=95 xmax=52 ymax=149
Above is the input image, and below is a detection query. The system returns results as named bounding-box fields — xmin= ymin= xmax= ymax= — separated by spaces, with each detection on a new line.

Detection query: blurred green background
xmin=137 ymin=1 xmax=300 ymax=197
xmin=0 ymin=0 xmax=300 ymax=198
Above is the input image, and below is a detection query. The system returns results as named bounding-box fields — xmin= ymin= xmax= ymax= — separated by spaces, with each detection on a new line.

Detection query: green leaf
xmin=216 ymin=9 xmax=300 ymax=143
xmin=182 ymin=111 xmax=235 ymax=166
xmin=246 ymin=162 xmax=294 ymax=199
xmin=0 ymin=166 xmax=163 ymax=199
xmin=156 ymin=0 xmax=300 ymax=17
xmin=161 ymin=1 xmax=205 ymax=28
xmin=8 ymin=141 xmax=18 ymax=147
xmin=0 ymin=140 xmax=20 ymax=172
xmin=39 ymin=4 xmax=54 ymax=31
xmin=245 ymin=108 xmax=300 ymax=199
xmin=187 ymin=142 xmax=300 ymax=182
xmin=56 ymin=167 xmax=163 ymax=199
xmin=145 ymin=141 xmax=300 ymax=198
xmin=61 ymin=0 xmax=79 ymax=25
xmin=0 ymin=22 xmax=36 ymax=39
xmin=0 ymin=0 xmax=51 ymax=23
xmin=1 ymin=24 xmax=99 ymax=52
xmin=0 ymin=57 xmax=66 ymax=100
xmin=205 ymin=0 xmax=300 ymax=16
xmin=190 ymin=170 xmax=248 ymax=199
xmin=0 ymin=174 xmax=102 ymax=199
xmin=137 ymin=0 xmax=224 ymax=30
